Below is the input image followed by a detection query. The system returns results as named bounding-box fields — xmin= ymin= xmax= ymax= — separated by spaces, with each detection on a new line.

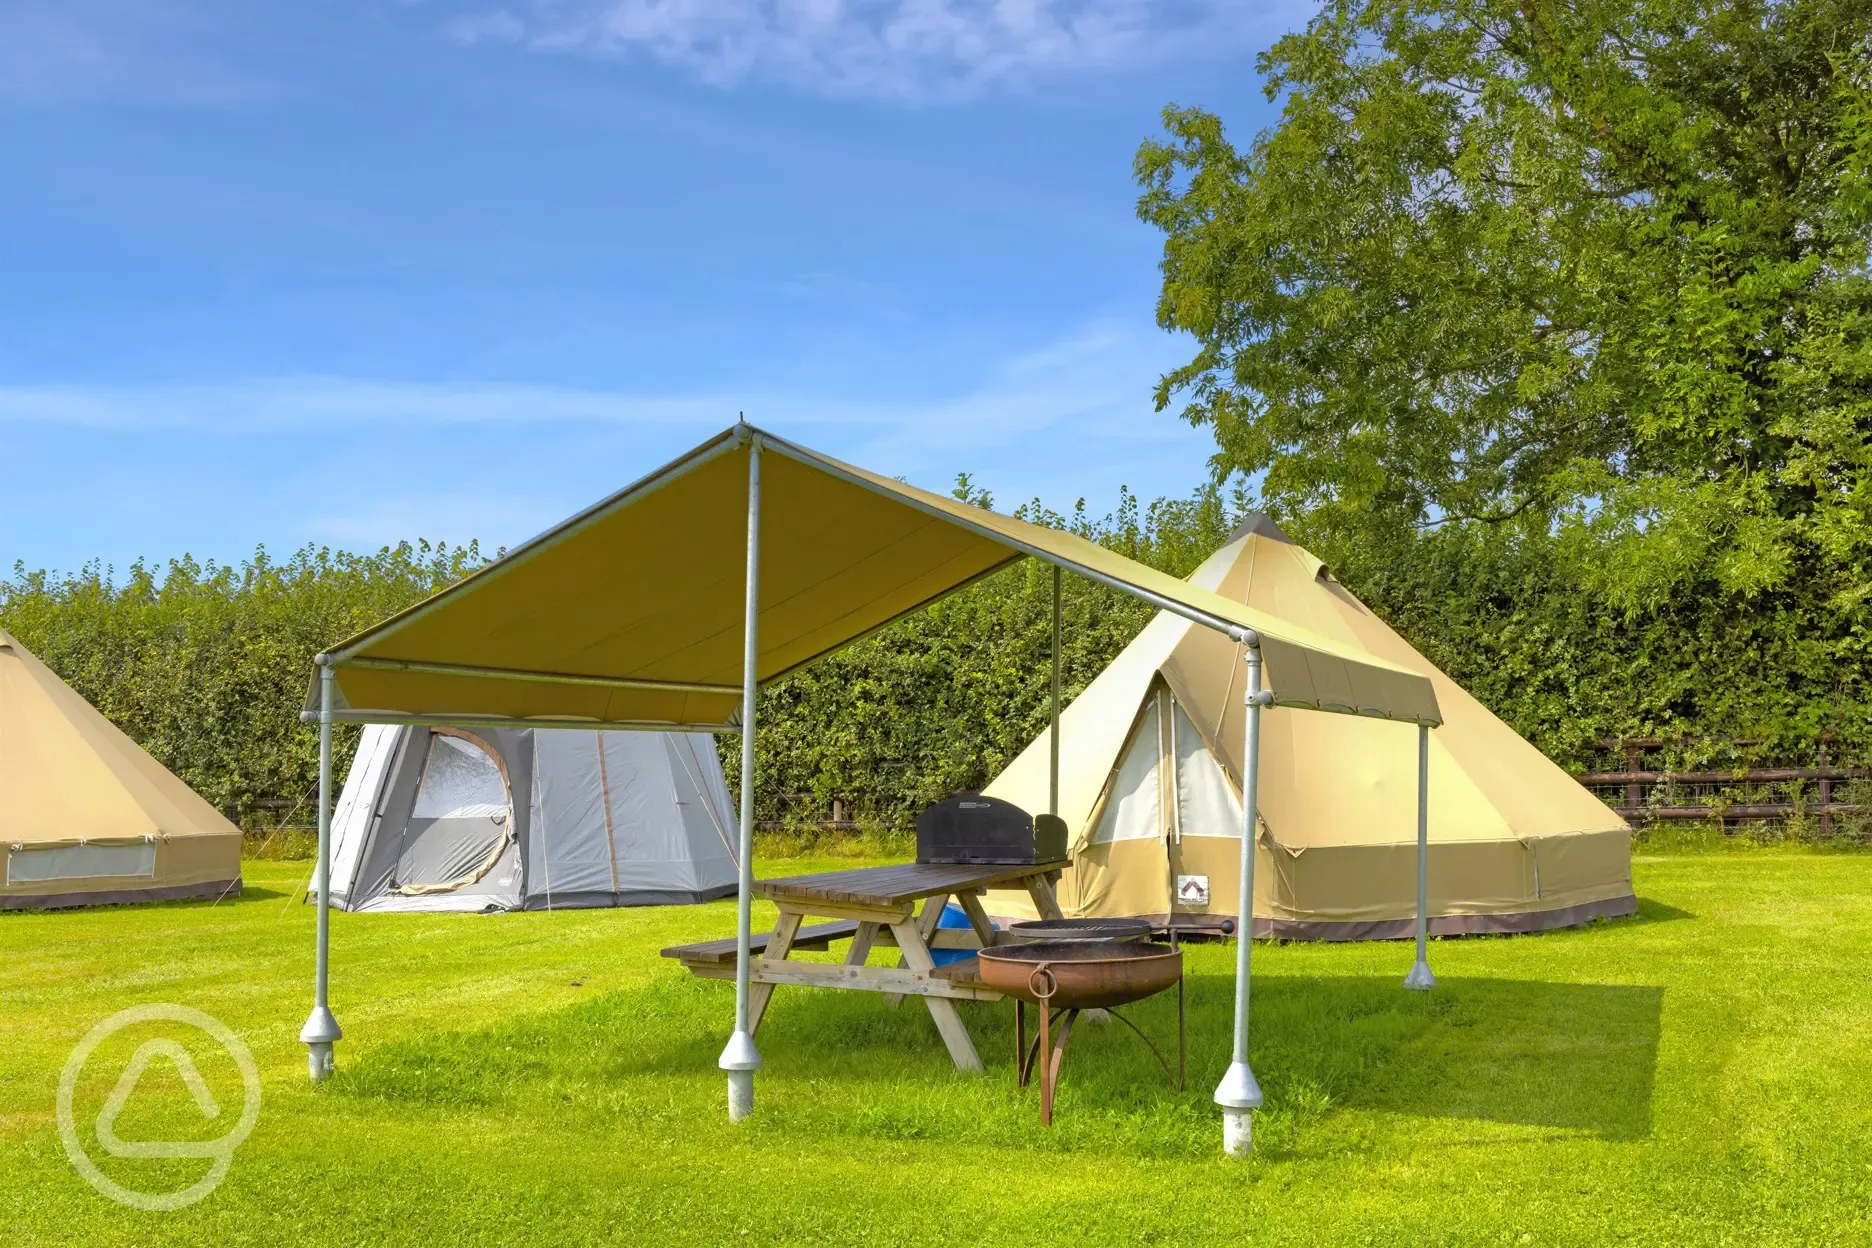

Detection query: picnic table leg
xmin=748 ymin=911 xmax=802 ymax=1037
xmin=1025 ymin=872 xmax=1065 ymax=921
xmin=845 ymin=921 xmax=880 ymax=967
xmin=884 ymin=892 xmax=951 ymax=1008
xmin=954 ymin=891 xmax=999 ymax=948
xmin=889 ymin=917 xmax=983 ymax=1073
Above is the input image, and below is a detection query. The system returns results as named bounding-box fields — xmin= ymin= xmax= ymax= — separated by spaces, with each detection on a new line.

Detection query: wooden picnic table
xmin=663 ymin=860 xmax=1067 ymax=1072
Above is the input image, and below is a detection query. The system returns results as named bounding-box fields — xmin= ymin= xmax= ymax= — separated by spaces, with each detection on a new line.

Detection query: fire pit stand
xmin=978 ymin=941 xmax=1186 ymax=1127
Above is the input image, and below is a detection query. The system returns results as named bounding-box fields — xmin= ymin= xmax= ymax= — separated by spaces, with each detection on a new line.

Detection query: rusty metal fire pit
xmin=977 ymin=940 xmax=1184 ymax=1126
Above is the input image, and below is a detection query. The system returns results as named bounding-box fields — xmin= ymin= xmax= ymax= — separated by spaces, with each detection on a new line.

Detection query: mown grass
xmin=3 ymin=853 xmax=1870 ymax=1246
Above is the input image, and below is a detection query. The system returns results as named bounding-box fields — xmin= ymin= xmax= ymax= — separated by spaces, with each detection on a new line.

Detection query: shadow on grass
xmin=339 ymin=962 xmax=1660 ymax=1155
xmin=0 ymin=881 xmax=291 ymax=917
xmin=1298 ymin=975 xmax=1664 ymax=1141
xmin=222 ymin=884 xmax=294 ymax=903
xmin=1624 ymin=897 xmax=1695 ymax=927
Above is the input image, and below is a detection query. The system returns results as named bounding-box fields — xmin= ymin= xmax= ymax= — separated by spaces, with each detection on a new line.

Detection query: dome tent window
xmin=412 ymin=733 xmax=510 ymax=822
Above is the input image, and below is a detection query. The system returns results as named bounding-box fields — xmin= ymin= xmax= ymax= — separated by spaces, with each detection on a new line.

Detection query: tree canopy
xmin=1138 ymin=0 xmax=1872 ymax=614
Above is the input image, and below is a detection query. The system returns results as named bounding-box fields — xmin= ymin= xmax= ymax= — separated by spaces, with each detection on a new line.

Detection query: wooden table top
xmin=755 ymin=860 xmax=1067 ymax=908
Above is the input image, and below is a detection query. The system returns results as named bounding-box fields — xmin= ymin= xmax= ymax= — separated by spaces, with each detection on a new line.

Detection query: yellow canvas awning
xmin=308 ymin=426 xmax=1441 ymax=728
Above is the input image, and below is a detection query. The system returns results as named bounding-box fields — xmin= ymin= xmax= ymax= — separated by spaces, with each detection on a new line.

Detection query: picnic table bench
xmin=662 ymin=860 xmax=1066 ymax=1071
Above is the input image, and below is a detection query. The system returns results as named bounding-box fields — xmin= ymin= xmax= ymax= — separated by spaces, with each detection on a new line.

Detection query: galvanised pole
xmin=299 ymin=659 xmax=342 ymax=1081
xmin=1405 ymin=721 xmax=1438 ymax=990
xmin=1216 ymin=643 xmax=1268 ymax=1155
xmin=720 ymin=430 xmax=763 ymax=1120
xmin=1050 ymin=564 xmax=1062 ymax=816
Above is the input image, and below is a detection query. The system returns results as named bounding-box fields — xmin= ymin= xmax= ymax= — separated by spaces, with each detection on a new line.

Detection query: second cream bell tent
xmin=1 ymin=627 xmax=242 ymax=909
xmin=984 ymin=517 xmax=1635 ymax=939
xmin=318 ymin=724 xmax=738 ymax=912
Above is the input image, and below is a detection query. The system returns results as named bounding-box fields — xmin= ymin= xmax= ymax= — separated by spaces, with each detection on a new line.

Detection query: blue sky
xmin=1 ymin=1 xmax=1301 ymax=574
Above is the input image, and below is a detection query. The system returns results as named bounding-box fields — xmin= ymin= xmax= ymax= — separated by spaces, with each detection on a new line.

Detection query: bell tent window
xmin=1173 ymin=702 xmax=1243 ymax=839
xmin=1088 ymin=696 xmax=1164 ymax=845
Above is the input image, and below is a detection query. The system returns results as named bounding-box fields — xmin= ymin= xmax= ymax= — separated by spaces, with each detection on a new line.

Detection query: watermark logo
xmin=57 ymin=1004 xmax=261 ymax=1211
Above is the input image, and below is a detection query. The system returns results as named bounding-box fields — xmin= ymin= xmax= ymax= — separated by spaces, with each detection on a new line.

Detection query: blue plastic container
xmin=930 ymin=902 xmax=978 ymax=966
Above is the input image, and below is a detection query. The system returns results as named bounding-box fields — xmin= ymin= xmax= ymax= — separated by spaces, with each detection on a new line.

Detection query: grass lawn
xmin=3 ymin=852 xmax=1870 ymax=1246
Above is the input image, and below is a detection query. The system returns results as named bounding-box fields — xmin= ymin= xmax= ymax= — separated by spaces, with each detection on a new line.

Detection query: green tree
xmin=1137 ymin=0 xmax=1872 ymax=613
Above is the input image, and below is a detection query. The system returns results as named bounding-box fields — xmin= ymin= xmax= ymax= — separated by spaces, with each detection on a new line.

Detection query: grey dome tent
xmin=317 ymin=724 xmax=738 ymax=912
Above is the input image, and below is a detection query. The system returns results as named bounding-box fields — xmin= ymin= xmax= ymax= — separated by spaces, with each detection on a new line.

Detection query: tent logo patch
xmin=1177 ymin=874 xmax=1210 ymax=906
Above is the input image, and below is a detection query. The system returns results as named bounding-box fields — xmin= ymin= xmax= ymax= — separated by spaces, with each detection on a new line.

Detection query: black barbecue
xmin=915 ymin=794 xmax=1067 ymax=865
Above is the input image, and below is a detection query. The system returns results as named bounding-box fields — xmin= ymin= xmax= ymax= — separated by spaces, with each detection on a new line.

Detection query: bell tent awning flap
xmin=306 ymin=425 xmax=1441 ymax=730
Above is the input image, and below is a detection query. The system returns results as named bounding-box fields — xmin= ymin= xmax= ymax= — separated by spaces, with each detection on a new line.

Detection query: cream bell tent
xmin=0 ymin=627 xmax=242 ymax=909
xmin=984 ymin=517 xmax=1634 ymax=938
xmin=317 ymin=724 xmax=737 ymax=912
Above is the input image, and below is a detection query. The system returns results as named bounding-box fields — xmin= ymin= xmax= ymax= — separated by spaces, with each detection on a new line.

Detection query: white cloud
xmin=839 ymin=320 xmax=1191 ymax=462
xmin=2 ymin=319 xmax=1219 ymax=564
xmin=0 ymin=0 xmax=260 ymax=106
xmin=0 ymin=318 xmax=1191 ymax=450
xmin=446 ymin=9 xmax=528 ymax=45
xmin=448 ymin=0 xmax=1273 ymax=101
xmin=0 ymin=318 xmax=1211 ymax=509
xmin=0 ymin=377 xmax=731 ymax=431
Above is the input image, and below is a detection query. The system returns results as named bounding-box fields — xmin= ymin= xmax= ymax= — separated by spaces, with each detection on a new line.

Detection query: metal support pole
xmin=1216 ymin=646 xmax=1267 ymax=1156
xmin=1049 ymin=564 xmax=1062 ymax=816
xmin=1405 ymin=722 xmax=1437 ymax=990
xmin=299 ymin=660 xmax=342 ymax=1081
xmin=720 ymin=433 xmax=763 ymax=1120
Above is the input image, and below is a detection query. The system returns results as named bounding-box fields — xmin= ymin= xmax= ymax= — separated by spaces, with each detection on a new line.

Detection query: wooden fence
xmin=230 ymin=742 xmax=1872 ymax=841
xmin=1578 ymin=737 xmax=1864 ymax=834
xmin=761 ymin=741 xmax=1871 ymax=840
xmin=756 ymin=795 xmax=864 ymax=833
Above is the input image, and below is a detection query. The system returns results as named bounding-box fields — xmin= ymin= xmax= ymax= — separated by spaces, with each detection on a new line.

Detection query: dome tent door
xmin=391 ymin=730 xmax=514 ymax=895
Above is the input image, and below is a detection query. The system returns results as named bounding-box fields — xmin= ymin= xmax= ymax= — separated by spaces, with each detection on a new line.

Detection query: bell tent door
xmin=1071 ymin=684 xmax=1245 ymax=920
xmin=1070 ymin=690 xmax=1173 ymax=917
xmin=388 ymin=730 xmax=519 ymax=903
xmin=1164 ymin=690 xmax=1245 ymax=919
